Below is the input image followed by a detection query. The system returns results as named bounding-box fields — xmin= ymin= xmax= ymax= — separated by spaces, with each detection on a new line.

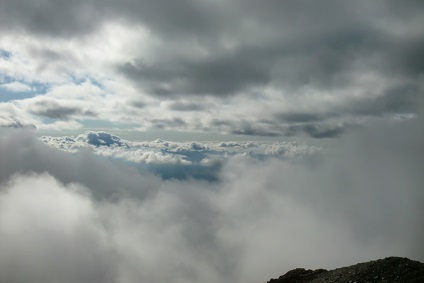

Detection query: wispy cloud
xmin=1 ymin=81 xmax=31 ymax=93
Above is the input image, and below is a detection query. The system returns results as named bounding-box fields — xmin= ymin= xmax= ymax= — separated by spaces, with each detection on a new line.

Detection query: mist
xmin=0 ymin=115 xmax=423 ymax=283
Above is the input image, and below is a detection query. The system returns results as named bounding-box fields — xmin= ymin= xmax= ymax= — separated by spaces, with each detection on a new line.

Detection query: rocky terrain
xmin=266 ymin=257 xmax=424 ymax=283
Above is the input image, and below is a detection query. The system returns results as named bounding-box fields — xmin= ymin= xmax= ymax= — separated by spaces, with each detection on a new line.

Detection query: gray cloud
xmin=6 ymin=0 xmax=419 ymax=98
xmin=209 ymin=119 xmax=281 ymax=137
xmin=168 ymin=101 xmax=208 ymax=112
xmin=32 ymin=105 xmax=82 ymax=119
xmin=0 ymin=114 xmax=35 ymax=129
xmin=129 ymin=100 xmax=145 ymax=109
xmin=346 ymin=83 xmax=421 ymax=117
xmin=29 ymin=99 xmax=97 ymax=120
xmin=118 ymin=47 xmax=272 ymax=97
xmin=297 ymin=124 xmax=346 ymax=139
xmin=118 ymin=0 xmax=423 ymax=97
xmin=0 ymin=131 xmax=158 ymax=201
xmin=111 ymin=0 xmax=423 ymax=137
xmin=0 ymin=0 xmax=105 ymax=36
xmin=1 ymin=0 xmax=424 ymax=137
xmin=230 ymin=126 xmax=279 ymax=137
xmin=276 ymin=112 xmax=334 ymax=124
xmin=1 ymin=0 xmax=423 ymax=137
xmin=149 ymin=117 xmax=187 ymax=129
xmin=270 ymin=82 xmax=422 ymax=135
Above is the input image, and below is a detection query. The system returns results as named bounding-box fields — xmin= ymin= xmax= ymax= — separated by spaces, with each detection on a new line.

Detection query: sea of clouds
xmin=0 ymin=116 xmax=423 ymax=283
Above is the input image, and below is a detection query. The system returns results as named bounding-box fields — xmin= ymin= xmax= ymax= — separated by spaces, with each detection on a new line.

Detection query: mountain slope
xmin=266 ymin=257 xmax=424 ymax=283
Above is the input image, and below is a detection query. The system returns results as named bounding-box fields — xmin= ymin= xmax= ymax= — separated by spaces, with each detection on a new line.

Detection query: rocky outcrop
xmin=266 ymin=257 xmax=424 ymax=283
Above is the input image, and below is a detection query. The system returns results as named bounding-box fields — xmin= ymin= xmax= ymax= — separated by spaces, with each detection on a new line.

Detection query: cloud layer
xmin=0 ymin=114 xmax=423 ymax=283
xmin=39 ymin=130 xmax=322 ymax=180
xmin=0 ymin=0 xmax=423 ymax=135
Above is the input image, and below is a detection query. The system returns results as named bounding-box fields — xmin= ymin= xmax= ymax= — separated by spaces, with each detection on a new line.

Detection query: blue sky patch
xmin=0 ymin=80 xmax=49 ymax=102
xmin=0 ymin=49 xmax=12 ymax=59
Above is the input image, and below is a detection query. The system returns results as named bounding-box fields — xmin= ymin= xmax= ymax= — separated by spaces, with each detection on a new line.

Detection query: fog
xmin=0 ymin=116 xmax=423 ymax=283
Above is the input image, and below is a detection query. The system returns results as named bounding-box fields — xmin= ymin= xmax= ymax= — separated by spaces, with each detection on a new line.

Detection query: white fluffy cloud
xmin=40 ymin=131 xmax=322 ymax=170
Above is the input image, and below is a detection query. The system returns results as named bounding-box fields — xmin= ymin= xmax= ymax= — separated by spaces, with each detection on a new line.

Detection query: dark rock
xmin=268 ymin=268 xmax=328 ymax=283
xmin=265 ymin=257 xmax=424 ymax=283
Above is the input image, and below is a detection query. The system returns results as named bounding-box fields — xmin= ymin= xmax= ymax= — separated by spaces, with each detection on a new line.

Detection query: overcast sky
xmin=0 ymin=2 xmax=424 ymax=283
xmin=0 ymin=0 xmax=423 ymax=138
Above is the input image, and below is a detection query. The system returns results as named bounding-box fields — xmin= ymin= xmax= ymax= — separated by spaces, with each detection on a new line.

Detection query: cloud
xmin=0 ymin=0 xmax=423 ymax=136
xmin=0 ymin=131 xmax=160 ymax=201
xmin=0 ymin=113 xmax=424 ymax=283
xmin=167 ymin=101 xmax=208 ymax=112
xmin=37 ymin=120 xmax=83 ymax=131
xmin=81 ymin=131 xmax=125 ymax=147
xmin=0 ymin=103 xmax=37 ymax=129
xmin=345 ymin=83 xmax=421 ymax=117
xmin=29 ymin=99 xmax=97 ymax=120
xmin=1 ymin=81 xmax=31 ymax=92
xmin=0 ymin=173 xmax=115 ymax=283
xmin=112 ymin=0 xmax=424 ymax=99
xmin=0 ymin=0 xmax=103 ymax=37
xmin=286 ymin=124 xmax=346 ymax=139
xmin=0 ymin=114 xmax=32 ymax=128
xmin=149 ymin=117 xmax=187 ymax=129
xmin=40 ymin=131 xmax=323 ymax=172
xmin=118 ymin=46 xmax=272 ymax=97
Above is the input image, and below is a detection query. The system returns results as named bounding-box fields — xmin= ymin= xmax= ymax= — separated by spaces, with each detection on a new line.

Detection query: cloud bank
xmin=0 ymin=114 xmax=423 ymax=283
xmin=0 ymin=0 xmax=423 ymax=135
xmin=39 ymin=130 xmax=322 ymax=180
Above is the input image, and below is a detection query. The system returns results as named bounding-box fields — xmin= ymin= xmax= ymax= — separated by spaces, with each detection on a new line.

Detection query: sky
xmin=0 ymin=0 xmax=423 ymax=136
xmin=0 ymin=1 xmax=423 ymax=283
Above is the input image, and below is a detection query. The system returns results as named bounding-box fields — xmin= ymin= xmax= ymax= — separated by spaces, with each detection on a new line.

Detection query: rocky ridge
xmin=266 ymin=257 xmax=424 ymax=283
